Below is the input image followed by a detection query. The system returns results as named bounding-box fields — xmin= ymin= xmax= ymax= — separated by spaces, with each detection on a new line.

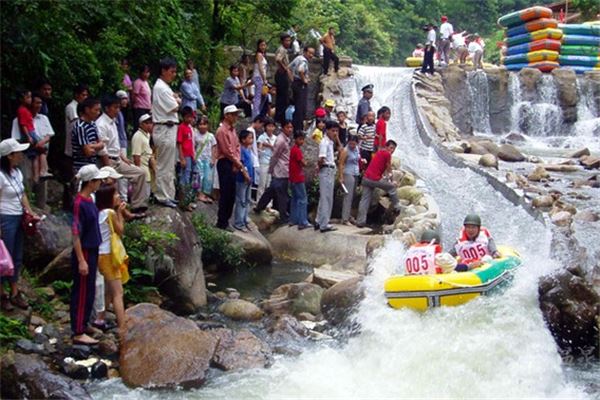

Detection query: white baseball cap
xmin=0 ymin=139 xmax=30 ymax=157
xmin=99 ymin=166 xmax=123 ymax=179
xmin=116 ymin=90 xmax=129 ymax=99
xmin=223 ymin=105 xmax=240 ymax=114
xmin=138 ymin=113 xmax=152 ymax=124
xmin=76 ymin=164 xmax=110 ymax=182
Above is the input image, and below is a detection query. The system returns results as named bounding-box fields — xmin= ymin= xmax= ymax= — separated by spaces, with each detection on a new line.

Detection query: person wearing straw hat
xmin=70 ymin=164 xmax=109 ymax=345
xmin=0 ymin=139 xmax=39 ymax=311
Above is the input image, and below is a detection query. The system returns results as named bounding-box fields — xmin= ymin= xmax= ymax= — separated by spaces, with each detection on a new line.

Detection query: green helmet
xmin=421 ymin=229 xmax=440 ymax=244
xmin=463 ymin=214 xmax=482 ymax=227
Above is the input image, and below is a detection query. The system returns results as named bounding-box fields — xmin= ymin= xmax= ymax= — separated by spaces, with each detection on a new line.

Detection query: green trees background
xmin=2 ymin=0 xmax=597 ymax=133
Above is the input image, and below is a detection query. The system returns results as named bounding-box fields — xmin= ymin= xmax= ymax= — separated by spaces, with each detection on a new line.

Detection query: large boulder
xmin=441 ymin=66 xmax=472 ymax=135
xmin=267 ymin=225 xmax=376 ymax=273
xmin=486 ymin=68 xmax=511 ymax=134
xmin=120 ymin=303 xmax=218 ymax=388
xmin=23 ymin=211 xmax=72 ymax=272
xmin=528 ymin=165 xmax=549 ymax=182
xmin=210 ymin=328 xmax=272 ymax=371
xmin=218 ymin=299 xmax=264 ymax=321
xmin=320 ymin=276 xmax=365 ymax=326
xmin=396 ymin=186 xmax=423 ymax=204
xmin=539 ymin=267 xmax=599 ymax=356
xmin=518 ymin=68 xmax=542 ymax=101
xmin=229 ymin=223 xmax=273 ymax=265
xmin=262 ymin=282 xmax=324 ymax=316
xmin=38 ymin=247 xmax=71 ymax=284
xmin=497 ymin=144 xmax=526 ymax=162
xmin=1 ymin=351 xmax=91 ymax=400
xmin=552 ymin=68 xmax=578 ymax=123
xmin=479 ymin=154 xmax=498 ymax=169
xmin=142 ymin=207 xmax=207 ymax=313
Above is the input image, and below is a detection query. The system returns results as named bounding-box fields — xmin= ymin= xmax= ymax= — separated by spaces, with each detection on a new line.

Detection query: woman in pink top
xmin=132 ymin=65 xmax=152 ymax=131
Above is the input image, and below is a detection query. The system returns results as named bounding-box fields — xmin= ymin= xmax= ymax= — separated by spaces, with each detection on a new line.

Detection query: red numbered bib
xmin=403 ymin=244 xmax=437 ymax=275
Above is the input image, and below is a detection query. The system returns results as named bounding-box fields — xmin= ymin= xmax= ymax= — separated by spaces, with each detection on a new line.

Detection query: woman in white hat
xmin=0 ymin=138 xmax=38 ymax=310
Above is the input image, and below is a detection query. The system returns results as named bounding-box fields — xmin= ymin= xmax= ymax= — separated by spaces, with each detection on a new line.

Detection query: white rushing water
xmin=467 ymin=70 xmax=492 ymax=134
xmin=91 ymin=66 xmax=592 ymax=399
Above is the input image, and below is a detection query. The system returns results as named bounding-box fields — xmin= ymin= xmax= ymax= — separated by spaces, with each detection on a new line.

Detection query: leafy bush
xmin=51 ymin=280 xmax=72 ymax=303
xmin=191 ymin=214 xmax=247 ymax=269
xmin=121 ymin=221 xmax=178 ymax=303
xmin=0 ymin=315 xmax=30 ymax=350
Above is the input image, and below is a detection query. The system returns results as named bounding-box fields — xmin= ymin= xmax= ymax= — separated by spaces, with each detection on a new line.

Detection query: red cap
xmin=315 ymin=107 xmax=327 ymax=118
xmin=441 ymin=16 xmax=448 ymax=22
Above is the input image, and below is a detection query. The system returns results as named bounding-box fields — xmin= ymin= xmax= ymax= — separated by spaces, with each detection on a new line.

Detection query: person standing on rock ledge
xmin=290 ymin=46 xmax=315 ymax=132
xmin=275 ymin=33 xmax=293 ymax=125
xmin=216 ymin=105 xmax=243 ymax=232
xmin=315 ymin=120 xmax=339 ymax=233
xmin=356 ymin=140 xmax=402 ymax=228
xmin=355 ymin=84 xmax=373 ymax=125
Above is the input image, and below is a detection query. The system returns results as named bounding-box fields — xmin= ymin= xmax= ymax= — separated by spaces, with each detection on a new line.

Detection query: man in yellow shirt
xmin=131 ymin=114 xmax=156 ymax=198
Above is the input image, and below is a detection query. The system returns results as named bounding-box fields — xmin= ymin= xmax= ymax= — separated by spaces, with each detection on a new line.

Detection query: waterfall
xmin=467 ymin=70 xmax=492 ymax=134
xmin=89 ymin=67 xmax=590 ymax=400
xmin=510 ymin=74 xmax=562 ymax=137
xmin=570 ymin=77 xmax=600 ymax=150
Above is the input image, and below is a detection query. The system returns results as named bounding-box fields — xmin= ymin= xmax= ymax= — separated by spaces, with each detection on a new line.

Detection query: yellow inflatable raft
xmin=384 ymin=246 xmax=521 ymax=311
xmin=405 ymin=57 xmax=423 ymax=67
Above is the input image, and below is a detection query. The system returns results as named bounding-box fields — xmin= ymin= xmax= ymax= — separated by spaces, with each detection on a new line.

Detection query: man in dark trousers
xmin=355 ymin=84 xmax=373 ymax=125
xmin=275 ymin=33 xmax=293 ymax=125
xmin=290 ymin=46 xmax=315 ymax=132
xmin=421 ymin=24 xmax=437 ymax=75
xmin=320 ymin=27 xmax=339 ymax=75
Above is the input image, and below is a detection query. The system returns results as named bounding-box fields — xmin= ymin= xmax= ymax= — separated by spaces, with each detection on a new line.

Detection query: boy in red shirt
xmin=289 ymin=131 xmax=310 ymax=229
xmin=374 ymin=106 xmax=391 ymax=151
xmin=16 ymin=89 xmax=45 ymax=182
xmin=177 ymin=107 xmax=196 ymax=187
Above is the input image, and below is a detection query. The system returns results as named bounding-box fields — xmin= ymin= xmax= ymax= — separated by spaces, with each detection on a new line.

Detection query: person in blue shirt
xmin=233 ymin=130 xmax=254 ymax=232
xmin=180 ymin=69 xmax=206 ymax=113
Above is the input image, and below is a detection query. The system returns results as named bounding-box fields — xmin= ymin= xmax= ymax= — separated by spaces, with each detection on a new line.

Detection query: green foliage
xmin=31 ymin=288 xmax=54 ymax=320
xmin=0 ymin=315 xmax=30 ymax=349
xmin=571 ymin=0 xmax=600 ymax=20
xmin=121 ymin=221 xmax=178 ymax=303
xmin=191 ymin=213 xmax=246 ymax=269
xmin=52 ymin=280 xmax=73 ymax=303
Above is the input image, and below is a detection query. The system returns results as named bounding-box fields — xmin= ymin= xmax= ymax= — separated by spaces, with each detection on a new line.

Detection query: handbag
xmin=107 ymin=210 xmax=128 ymax=269
xmin=0 ymin=239 xmax=15 ymax=277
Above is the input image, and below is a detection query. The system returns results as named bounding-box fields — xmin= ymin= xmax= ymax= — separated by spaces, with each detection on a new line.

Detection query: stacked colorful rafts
xmin=558 ymin=22 xmax=600 ymax=73
xmin=499 ymin=6 xmax=562 ymax=72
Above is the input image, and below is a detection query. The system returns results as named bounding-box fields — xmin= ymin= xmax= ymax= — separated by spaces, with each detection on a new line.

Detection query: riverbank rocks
xmin=414 ymin=72 xmax=462 ymax=141
xmin=479 ymin=154 xmax=498 ymax=169
xmin=567 ymin=147 xmax=590 ymax=158
xmin=24 ymin=211 xmax=71 ymax=272
xmin=580 ymin=155 xmax=600 ymax=170
xmin=441 ymin=66 xmax=472 ymax=134
xmin=528 ymin=166 xmax=549 ymax=182
xmin=120 ymin=303 xmax=218 ymax=388
xmin=532 ymin=195 xmax=555 ymax=208
xmin=268 ymin=225 xmax=375 ymax=273
xmin=142 ymin=207 xmax=206 ymax=313
xmin=218 ymin=299 xmax=264 ymax=321
xmin=229 ymin=222 xmax=273 ymax=265
xmin=320 ymin=276 xmax=364 ymax=327
xmin=262 ymin=283 xmax=324 ymax=316
xmin=1 ymin=351 xmax=91 ymax=400
xmin=551 ymin=211 xmax=572 ymax=226
xmin=497 ymin=144 xmax=526 ymax=162
xmin=396 ymin=186 xmax=423 ymax=204
xmin=539 ymin=266 xmax=600 ymax=356
xmin=486 ymin=68 xmax=511 ymax=134
xmin=211 ymin=328 xmax=272 ymax=371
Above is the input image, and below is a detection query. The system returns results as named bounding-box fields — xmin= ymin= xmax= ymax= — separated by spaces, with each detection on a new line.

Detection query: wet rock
xmin=398 ymin=171 xmax=416 ymax=187
xmin=23 ymin=212 xmax=72 ymax=273
xmin=441 ymin=66 xmax=472 ymax=134
xmin=313 ymin=266 xmax=360 ymax=288
xmin=210 ymin=328 xmax=272 ymax=371
xmin=266 ymin=314 xmax=310 ymax=345
xmin=16 ymin=338 xmax=45 ymax=354
xmin=580 ymin=155 xmax=600 ymax=170
xmin=567 ymin=147 xmax=590 ymax=158
xmin=528 ymin=166 xmax=549 ymax=182
xmin=532 ymin=195 xmax=554 ymax=208
xmin=218 ymin=299 xmax=264 ymax=321
xmin=539 ymin=269 xmax=600 ymax=356
xmin=97 ymin=338 xmax=119 ymax=358
xmin=497 ymin=144 xmax=526 ymax=162
xmin=479 ymin=140 xmax=501 ymax=156
xmin=468 ymin=141 xmax=489 ymax=155
xmin=573 ymin=210 xmax=599 ymax=223
xmin=120 ymin=303 xmax=218 ymax=388
xmin=263 ymin=283 xmax=324 ymax=316
xmin=552 ymin=68 xmax=578 ymax=123
xmin=320 ymin=276 xmax=364 ymax=327
xmin=519 ymin=68 xmax=542 ymax=98
xmin=142 ymin=207 xmax=207 ymax=313
xmin=196 ymin=320 xmax=227 ymax=330
xmin=297 ymin=312 xmax=317 ymax=321
xmin=90 ymin=361 xmax=108 ymax=380
xmin=61 ymin=359 xmax=90 ymax=380
xmin=67 ymin=344 xmax=92 ymax=360
xmin=366 ymin=236 xmax=385 ymax=259
xmin=486 ymin=68 xmax=511 ymax=134
xmin=229 ymin=223 xmax=273 ymax=265
xmin=503 ymin=132 xmax=527 ymax=143
xmin=38 ymin=247 xmax=71 ymax=284
xmin=551 ymin=211 xmax=572 ymax=227
xmin=41 ymin=323 xmax=61 ymax=339
xmin=479 ymin=154 xmax=498 ymax=169
xmin=30 ymin=315 xmax=47 ymax=326
xmin=1 ymin=351 xmax=91 ymax=399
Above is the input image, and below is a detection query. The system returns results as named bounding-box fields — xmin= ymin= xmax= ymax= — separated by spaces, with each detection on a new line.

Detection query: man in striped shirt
xmin=358 ymin=111 xmax=376 ymax=167
xmin=71 ymin=98 xmax=105 ymax=174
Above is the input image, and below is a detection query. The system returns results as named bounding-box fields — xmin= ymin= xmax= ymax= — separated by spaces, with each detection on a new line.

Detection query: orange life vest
xmin=403 ymin=243 xmax=442 ymax=275
xmin=454 ymin=227 xmax=492 ymax=264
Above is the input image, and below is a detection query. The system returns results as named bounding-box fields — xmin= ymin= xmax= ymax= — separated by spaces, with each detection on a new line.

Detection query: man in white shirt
xmin=315 ymin=120 xmax=339 ymax=233
xmin=439 ymin=16 xmax=454 ymax=65
xmin=96 ymin=95 xmax=148 ymax=212
xmin=421 ymin=24 xmax=437 ymax=74
xmin=451 ymin=31 xmax=468 ymax=64
xmin=468 ymin=34 xmax=484 ymax=70
xmin=151 ymin=58 xmax=181 ymax=207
